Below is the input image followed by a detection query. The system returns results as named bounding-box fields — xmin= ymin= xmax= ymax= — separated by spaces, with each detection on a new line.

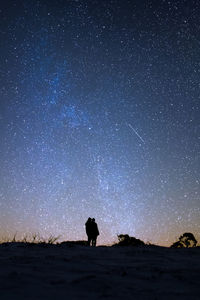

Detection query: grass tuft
xmin=0 ymin=233 xmax=61 ymax=245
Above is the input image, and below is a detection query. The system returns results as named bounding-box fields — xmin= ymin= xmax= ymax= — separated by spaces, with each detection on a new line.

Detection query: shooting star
xmin=127 ymin=123 xmax=145 ymax=144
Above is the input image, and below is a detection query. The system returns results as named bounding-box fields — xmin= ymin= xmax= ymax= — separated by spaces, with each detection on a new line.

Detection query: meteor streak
xmin=127 ymin=123 xmax=145 ymax=144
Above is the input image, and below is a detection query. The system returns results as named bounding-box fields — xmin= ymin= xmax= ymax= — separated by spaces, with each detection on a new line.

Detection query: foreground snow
xmin=0 ymin=243 xmax=199 ymax=299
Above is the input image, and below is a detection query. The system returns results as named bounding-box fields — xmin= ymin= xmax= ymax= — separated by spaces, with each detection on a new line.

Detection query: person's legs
xmin=88 ymin=236 xmax=91 ymax=246
xmin=92 ymin=238 xmax=97 ymax=247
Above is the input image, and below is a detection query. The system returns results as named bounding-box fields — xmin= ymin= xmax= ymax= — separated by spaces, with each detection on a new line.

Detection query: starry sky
xmin=0 ymin=0 xmax=199 ymax=246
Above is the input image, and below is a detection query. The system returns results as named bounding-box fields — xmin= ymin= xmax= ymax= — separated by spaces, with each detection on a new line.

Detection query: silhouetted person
xmin=90 ymin=218 xmax=99 ymax=247
xmin=85 ymin=217 xmax=92 ymax=246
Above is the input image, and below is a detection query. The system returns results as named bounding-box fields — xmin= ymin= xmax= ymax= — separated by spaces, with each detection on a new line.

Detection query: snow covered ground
xmin=0 ymin=242 xmax=199 ymax=299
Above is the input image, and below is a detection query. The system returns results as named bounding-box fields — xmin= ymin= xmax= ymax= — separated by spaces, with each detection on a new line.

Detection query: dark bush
xmin=60 ymin=240 xmax=88 ymax=246
xmin=113 ymin=234 xmax=145 ymax=247
xmin=171 ymin=232 xmax=197 ymax=248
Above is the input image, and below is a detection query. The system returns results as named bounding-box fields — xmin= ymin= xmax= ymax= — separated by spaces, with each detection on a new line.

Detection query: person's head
xmin=88 ymin=217 xmax=91 ymax=222
xmin=92 ymin=218 xmax=95 ymax=222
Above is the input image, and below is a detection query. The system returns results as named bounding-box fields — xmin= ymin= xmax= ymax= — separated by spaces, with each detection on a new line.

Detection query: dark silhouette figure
xmin=91 ymin=218 xmax=99 ymax=247
xmin=85 ymin=217 xmax=92 ymax=246
xmin=85 ymin=217 xmax=99 ymax=246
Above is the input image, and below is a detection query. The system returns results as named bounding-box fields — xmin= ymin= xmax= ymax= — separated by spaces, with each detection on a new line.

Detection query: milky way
xmin=0 ymin=0 xmax=199 ymax=245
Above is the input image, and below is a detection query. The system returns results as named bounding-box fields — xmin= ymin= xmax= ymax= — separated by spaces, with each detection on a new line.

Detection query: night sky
xmin=0 ymin=0 xmax=199 ymax=246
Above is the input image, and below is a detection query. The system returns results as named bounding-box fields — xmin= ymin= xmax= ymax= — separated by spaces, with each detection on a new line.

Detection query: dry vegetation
xmin=0 ymin=233 xmax=61 ymax=244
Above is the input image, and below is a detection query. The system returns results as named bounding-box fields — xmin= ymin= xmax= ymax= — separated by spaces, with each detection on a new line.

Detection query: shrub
xmin=171 ymin=232 xmax=197 ymax=248
xmin=114 ymin=234 xmax=145 ymax=247
xmin=60 ymin=240 xmax=88 ymax=246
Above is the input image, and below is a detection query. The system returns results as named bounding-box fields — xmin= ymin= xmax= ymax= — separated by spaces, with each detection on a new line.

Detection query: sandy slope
xmin=0 ymin=243 xmax=199 ymax=299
